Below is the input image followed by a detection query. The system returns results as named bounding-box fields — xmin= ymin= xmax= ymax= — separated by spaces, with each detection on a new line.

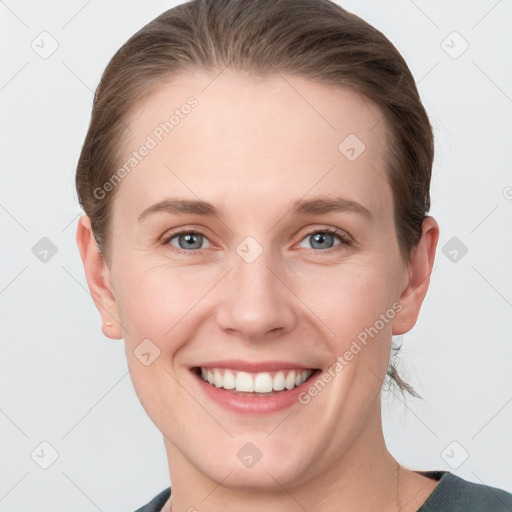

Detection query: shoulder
xmin=132 ymin=487 xmax=171 ymax=512
xmin=419 ymin=471 xmax=512 ymax=512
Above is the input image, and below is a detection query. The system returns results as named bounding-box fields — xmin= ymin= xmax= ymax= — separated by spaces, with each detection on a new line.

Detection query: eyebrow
xmin=138 ymin=196 xmax=372 ymax=222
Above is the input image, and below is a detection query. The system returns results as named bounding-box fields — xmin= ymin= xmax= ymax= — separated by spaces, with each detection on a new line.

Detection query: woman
xmin=75 ymin=0 xmax=512 ymax=510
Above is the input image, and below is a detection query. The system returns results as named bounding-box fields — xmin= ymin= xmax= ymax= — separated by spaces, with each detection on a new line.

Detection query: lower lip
xmin=192 ymin=369 xmax=321 ymax=414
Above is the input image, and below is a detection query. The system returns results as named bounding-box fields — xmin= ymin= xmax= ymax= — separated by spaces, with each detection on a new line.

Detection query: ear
xmin=76 ymin=214 xmax=123 ymax=339
xmin=392 ymin=216 xmax=439 ymax=335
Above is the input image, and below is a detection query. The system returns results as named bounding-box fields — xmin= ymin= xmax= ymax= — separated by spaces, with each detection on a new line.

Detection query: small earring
xmin=104 ymin=322 xmax=113 ymax=328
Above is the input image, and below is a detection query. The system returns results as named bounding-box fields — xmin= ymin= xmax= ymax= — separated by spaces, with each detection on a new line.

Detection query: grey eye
xmin=168 ymin=232 xmax=210 ymax=250
xmin=298 ymin=231 xmax=342 ymax=250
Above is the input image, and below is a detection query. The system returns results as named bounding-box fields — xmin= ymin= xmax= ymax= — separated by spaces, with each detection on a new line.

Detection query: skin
xmin=77 ymin=69 xmax=439 ymax=511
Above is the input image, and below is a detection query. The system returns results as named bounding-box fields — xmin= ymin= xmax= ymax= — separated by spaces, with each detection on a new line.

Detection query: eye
xmin=297 ymin=228 xmax=351 ymax=251
xmin=162 ymin=230 xmax=211 ymax=254
xmin=161 ymin=227 xmax=352 ymax=256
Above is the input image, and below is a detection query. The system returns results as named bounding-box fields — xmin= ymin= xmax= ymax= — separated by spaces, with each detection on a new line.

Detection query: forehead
xmin=115 ymin=69 xmax=392 ymax=222
xmin=125 ymin=69 xmax=387 ymax=154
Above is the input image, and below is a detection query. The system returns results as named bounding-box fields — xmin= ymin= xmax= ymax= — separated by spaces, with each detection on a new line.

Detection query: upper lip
xmin=193 ymin=360 xmax=317 ymax=372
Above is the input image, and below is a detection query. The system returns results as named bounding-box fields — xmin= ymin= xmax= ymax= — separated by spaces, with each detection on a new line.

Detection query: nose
xmin=215 ymin=245 xmax=297 ymax=342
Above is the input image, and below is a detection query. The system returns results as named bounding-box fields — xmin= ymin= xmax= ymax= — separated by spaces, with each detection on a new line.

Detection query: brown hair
xmin=76 ymin=0 xmax=432 ymax=397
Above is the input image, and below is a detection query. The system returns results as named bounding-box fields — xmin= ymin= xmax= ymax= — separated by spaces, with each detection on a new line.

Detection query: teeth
xmin=273 ymin=371 xmax=285 ymax=391
xmin=236 ymin=371 xmax=254 ymax=392
xmin=198 ymin=368 xmax=313 ymax=393
xmin=223 ymin=371 xmax=235 ymax=390
xmin=285 ymin=371 xmax=296 ymax=390
xmin=254 ymin=372 xmax=273 ymax=393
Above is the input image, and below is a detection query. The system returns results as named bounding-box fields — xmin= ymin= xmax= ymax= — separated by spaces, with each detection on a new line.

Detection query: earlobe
xmin=76 ymin=214 xmax=123 ymax=340
xmin=392 ymin=216 xmax=440 ymax=336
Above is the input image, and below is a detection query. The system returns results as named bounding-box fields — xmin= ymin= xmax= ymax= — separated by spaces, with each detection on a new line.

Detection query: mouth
xmin=194 ymin=366 xmax=317 ymax=394
xmin=190 ymin=364 xmax=321 ymax=412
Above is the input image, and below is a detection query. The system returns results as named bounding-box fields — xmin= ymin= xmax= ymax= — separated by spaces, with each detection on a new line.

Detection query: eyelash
xmin=160 ymin=227 xmax=352 ymax=256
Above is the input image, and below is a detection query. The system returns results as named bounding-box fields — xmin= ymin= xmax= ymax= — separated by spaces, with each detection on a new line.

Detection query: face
xmin=96 ymin=70 xmax=414 ymax=489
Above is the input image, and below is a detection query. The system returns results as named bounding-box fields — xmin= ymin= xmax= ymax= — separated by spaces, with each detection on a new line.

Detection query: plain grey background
xmin=1 ymin=1 xmax=511 ymax=510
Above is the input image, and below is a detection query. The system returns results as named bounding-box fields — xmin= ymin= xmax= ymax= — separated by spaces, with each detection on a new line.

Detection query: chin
xmin=195 ymin=436 xmax=317 ymax=491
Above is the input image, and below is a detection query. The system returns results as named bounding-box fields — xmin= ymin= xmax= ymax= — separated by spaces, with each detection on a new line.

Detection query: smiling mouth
xmin=193 ymin=367 xmax=319 ymax=395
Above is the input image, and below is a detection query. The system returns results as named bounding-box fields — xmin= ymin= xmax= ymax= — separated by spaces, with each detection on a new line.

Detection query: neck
xmin=164 ymin=403 xmax=399 ymax=512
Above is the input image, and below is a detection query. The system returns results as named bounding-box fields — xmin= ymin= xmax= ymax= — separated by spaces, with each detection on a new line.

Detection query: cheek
xmin=114 ymin=262 xmax=202 ymax=425
xmin=113 ymin=261 xmax=213 ymax=345
xmin=293 ymin=260 xmax=398 ymax=397
xmin=296 ymin=261 xmax=398 ymax=341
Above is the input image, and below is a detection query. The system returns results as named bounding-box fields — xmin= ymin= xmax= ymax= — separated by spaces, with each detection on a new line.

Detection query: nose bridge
xmin=216 ymin=238 xmax=295 ymax=339
xmin=235 ymin=243 xmax=277 ymax=298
